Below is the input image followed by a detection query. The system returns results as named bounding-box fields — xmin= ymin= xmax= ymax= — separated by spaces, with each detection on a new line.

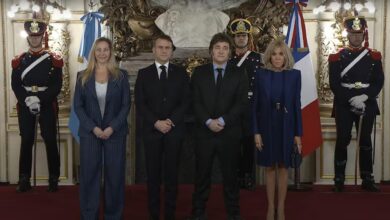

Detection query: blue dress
xmin=258 ymin=72 xmax=285 ymax=166
xmin=269 ymin=72 xmax=284 ymax=165
xmin=253 ymin=68 xmax=303 ymax=168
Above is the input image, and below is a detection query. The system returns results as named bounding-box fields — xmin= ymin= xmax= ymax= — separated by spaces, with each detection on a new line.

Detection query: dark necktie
xmin=160 ymin=65 xmax=167 ymax=81
xmin=216 ymin=68 xmax=223 ymax=89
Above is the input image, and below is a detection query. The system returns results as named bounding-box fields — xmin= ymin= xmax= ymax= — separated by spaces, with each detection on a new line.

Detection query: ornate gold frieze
xmin=171 ymin=55 xmax=210 ymax=77
xmin=100 ymin=0 xmax=165 ymax=59
xmin=100 ymin=0 xmax=291 ymax=58
xmin=47 ymin=22 xmax=71 ymax=116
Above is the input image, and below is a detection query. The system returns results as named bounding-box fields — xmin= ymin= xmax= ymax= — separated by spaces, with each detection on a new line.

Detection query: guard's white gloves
xmin=351 ymin=101 xmax=366 ymax=111
xmin=25 ymin=96 xmax=40 ymax=107
xmin=29 ymin=102 xmax=40 ymax=115
xmin=349 ymin=94 xmax=368 ymax=107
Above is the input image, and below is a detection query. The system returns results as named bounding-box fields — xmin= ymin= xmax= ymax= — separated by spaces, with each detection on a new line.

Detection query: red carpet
xmin=1 ymin=184 xmax=390 ymax=220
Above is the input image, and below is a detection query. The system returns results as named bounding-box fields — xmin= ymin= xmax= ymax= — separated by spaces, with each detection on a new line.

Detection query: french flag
xmin=285 ymin=0 xmax=323 ymax=156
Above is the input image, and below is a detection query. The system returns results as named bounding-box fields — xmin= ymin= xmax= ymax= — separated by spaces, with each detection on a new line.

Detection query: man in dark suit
xmin=135 ymin=34 xmax=190 ymax=220
xmin=188 ymin=33 xmax=248 ymax=220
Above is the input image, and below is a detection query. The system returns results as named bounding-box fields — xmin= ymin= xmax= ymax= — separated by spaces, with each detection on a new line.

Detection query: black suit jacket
xmin=191 ymin=63 xmax=248 ymax=139
xmin=135 ymin=63 xmax=190 ymax=137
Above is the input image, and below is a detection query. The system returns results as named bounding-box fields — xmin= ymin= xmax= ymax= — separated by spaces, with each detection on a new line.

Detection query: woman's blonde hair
xmin=80 ymin=37 xmax=120 ymax=86
xmin=263 ymin=38 xmax=295 ymax=71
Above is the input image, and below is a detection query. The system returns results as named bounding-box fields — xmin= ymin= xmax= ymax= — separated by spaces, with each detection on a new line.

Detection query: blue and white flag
xmin=78 ymin=12 xmax=104 ymax=63
xmin=69 ymin=12 xmax=104 ymax=143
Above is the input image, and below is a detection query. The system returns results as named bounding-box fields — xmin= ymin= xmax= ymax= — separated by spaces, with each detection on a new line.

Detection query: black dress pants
xmin=17 ymin=104 xmax=60 ymax=178
xmin=334 ymin=105 xmax=375 ymax=181
xmin=192 ymin=136 xmax=241 ymax=216
xmin=144 ymin=131 xmax=183 ymax=218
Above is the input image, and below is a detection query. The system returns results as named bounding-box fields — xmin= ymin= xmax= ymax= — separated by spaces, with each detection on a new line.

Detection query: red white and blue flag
xmin=285 ymin=0 xmax=322 ymax=156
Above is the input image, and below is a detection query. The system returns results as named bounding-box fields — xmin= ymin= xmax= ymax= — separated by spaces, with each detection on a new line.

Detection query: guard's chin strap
xmin=364 ymin=29 xmax=369 ymax=48
xmin=44 ymin=31 xmax=49 ymax=49
xmin=248 ymin=34 xmax=256 ymax=51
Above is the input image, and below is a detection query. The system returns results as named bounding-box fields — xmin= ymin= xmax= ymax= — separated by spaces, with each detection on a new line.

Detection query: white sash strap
xmin=340 ymin=49 xmax=368 ymax=78
xmin=21 ymin=53 xmax=50 ymax=81
xmin=236 ymin=51 xmax=251 ymax=67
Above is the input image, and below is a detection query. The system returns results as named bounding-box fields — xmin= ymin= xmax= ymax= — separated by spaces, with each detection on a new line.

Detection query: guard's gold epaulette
xmin=11 ymin=52 xmax=26 ymax=69
xmin=328 ymin=49 xmax=343 ymax=62
xmin=369 ymin=49 xmax=382 ymax=60
xmin=47 ymin=51 xmax=64 ymax=68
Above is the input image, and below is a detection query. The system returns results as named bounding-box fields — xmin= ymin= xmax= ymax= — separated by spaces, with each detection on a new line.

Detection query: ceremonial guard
xmin=329 ymin=16 xmax=384 ymax=192
xmin=229 ymin=18 xmax=262 ymax=190
xmin=11 ymin=19 xmax=63 ymax=192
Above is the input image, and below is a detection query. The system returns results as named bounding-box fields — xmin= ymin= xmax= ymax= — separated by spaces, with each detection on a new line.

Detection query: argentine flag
xmin=68 ymin=12 xmax=104 ymax=143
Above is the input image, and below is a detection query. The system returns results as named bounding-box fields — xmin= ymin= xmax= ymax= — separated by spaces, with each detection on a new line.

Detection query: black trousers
xmin=334 ymin=105 xmax=375 ymax=181
xmin=17 ymin=104 xmax=60 ymax=178
xmin=144 ymin=132 xmax=183 ymax=218
xmin=192 ymin=136 xmax=240 ymax=216
xmin=238 ymin=135 xmax=255 ymax=178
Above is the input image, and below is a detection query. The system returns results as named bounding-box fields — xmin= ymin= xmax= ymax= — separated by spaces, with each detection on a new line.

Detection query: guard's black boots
xmin=16 ymin=174 xmax=32 ymax=192
xmin=47 ymin=176 xmax=59 ymax=192
xmin=333 ymin=176 xmax=344 ymax=192
xmin=362 ymin=177 xmax=380 ymax=192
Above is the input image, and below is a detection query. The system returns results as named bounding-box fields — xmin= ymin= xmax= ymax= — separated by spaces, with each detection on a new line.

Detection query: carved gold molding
xmin=100 ymin=0 xmax=165 ymax=59
xmin=316 ymin=24 xmax=336 ymax=105
xmin=171 ymin=55 xmax=209 ymax=77
xmin=47 ymin=22 xmax=71 ymax=116
xmin=100 ymin=0 xmax=291 ymax=58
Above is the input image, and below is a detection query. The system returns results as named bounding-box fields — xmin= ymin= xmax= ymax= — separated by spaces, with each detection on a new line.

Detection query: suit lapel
xmin=167 ymin=64 xmax=175 ymax=83
xmin=283 ymin=70 xmax=290 ymax=105
xmin=205 ymin=63 xmax=216 ymax=89
xmin=105 ymin=75 xmax=119 ymax=105
xmin=86 ymin=74 xmax=98 ymax=100
xmin=263 ymin=70 xmax=271 ymax=100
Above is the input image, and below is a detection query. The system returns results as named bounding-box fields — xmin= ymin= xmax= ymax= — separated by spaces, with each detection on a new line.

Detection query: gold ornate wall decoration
xmin=100 ymin=0 xmax=165 ymax=59
xmin=236 ymin=0 xmax=291 ymax=53
xmin=100 ymin=0 xmax=291 ymax=58
xmin=47 ymin=22 xmax=71 ymax=115
xmin=317 ymin=24 xmax=337 ymax=104
xmin=171 ymin=55 xmax=210 ymax=77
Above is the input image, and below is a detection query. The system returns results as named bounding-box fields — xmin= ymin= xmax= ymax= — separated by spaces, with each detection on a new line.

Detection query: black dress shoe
xmin=227 ymin=215 xmax=243 ymax=220
xmin=149 ymin=215 xmax=159 ymax=220
xmin=362 ymin=179 xmax=380 ymax=192
xmin=238 ymin=177 xmax=245 ymax=189
xmin=186 ymin=214 xmax=207 ymax=220
xmin=165 ymin=213 xmax=175 ymax=220
xmin=16 ymin=174 xmax=32 ymax=193
xmin=47 ymin=176 xmax=59 ymax=192
xmin=243 ymin=173 xmax=255 ymax=191
xmin=332 ymin=181 xmax=344 ymax=192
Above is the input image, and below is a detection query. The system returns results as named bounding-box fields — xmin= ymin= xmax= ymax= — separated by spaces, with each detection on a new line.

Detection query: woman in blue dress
xmin=252 ymin=38 xmax=303 ymax=220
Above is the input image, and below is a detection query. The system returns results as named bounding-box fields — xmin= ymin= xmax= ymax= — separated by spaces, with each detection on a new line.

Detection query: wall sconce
xmin=313 ymin=0 xmax=375 ymax=48
xmin=7 ymin=0 xmax=72 ymax=20
xmin=313 ymin=0 xmax=375 ymax=15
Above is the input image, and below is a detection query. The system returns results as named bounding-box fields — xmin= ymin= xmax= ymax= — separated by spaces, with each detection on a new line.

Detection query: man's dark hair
xmin=153 ymin=34 xmax=176 ymax=51
xmin=208 ymin=33 xmax=233 ymax=53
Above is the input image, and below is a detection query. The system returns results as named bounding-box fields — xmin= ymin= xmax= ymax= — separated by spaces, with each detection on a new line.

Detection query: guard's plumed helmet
xmin=24 ymin=19 xmax=47 ymax=36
